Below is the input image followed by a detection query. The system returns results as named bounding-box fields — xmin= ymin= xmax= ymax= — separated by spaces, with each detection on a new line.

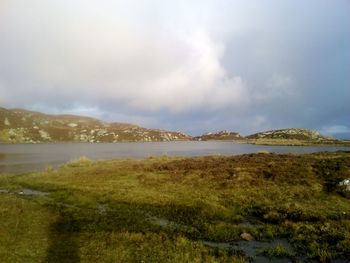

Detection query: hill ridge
xmin=0 ymin=107 xmax=190 ymax=143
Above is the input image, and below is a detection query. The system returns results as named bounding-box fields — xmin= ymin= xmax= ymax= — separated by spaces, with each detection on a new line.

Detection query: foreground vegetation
xmin=1 ymin=152 xmax=350 ymax=262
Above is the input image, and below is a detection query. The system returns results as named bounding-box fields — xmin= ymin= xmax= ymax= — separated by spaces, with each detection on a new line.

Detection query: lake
xmin=0 ymin=141 xmax=349 ymax=173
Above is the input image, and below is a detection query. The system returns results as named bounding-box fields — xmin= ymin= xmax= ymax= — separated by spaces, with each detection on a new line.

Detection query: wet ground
xmin=0 ymin=188 xmax=49 ymax=196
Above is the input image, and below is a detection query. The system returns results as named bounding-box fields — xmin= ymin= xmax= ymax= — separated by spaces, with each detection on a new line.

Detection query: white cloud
xmin=0 ymin=2 xmax=248 ymax=113
xmin=122 ymin=30 xmax=248 ymax=112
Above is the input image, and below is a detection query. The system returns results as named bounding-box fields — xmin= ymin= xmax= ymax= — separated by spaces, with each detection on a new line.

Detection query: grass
xmin=0 ymin=152 xmax=350 ymax=262
xmin=0 ymin=194 xmax=54 ymax=262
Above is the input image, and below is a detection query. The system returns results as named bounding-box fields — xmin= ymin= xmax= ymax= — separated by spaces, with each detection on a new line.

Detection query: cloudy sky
xmin=0 ymin=0 xmax=349 ymax=138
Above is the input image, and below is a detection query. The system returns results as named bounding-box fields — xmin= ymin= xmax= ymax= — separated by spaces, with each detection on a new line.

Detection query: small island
xmin=243 ymin=128 xmax=350 ymax=146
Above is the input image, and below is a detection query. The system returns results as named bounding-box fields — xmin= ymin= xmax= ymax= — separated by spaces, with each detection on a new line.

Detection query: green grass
xmin=0 ymin=152 xmax=350 ymax=262
xmin=0 ymin=194 xmax=54 ymax=262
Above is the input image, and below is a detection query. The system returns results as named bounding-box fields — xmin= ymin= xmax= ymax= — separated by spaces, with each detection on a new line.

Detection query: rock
xmin=240 ymin=232 xmax=255 ymax=241
xmin=68 ymin=123 xmax=78 ymax=128
xmin=79 ymin=134 xmax=88 ymax=141
xmin=8 ymin=129 xmax=16 ymax=137
xmin=4 ymin=117 xmax=10 ymax=126
xmin=339 ymin=179 xmax=350 ymax=191
xmin=267 ymin=161 xmax=275 ymax=167
xmin=39 ymin=130 xmax=51 ymax=140
xmin=97 ymin=129 xmax=107 ymax=136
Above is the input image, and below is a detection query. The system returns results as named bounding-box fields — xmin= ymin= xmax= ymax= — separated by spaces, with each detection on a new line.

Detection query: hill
xmin=193 ymin=130 xmax=243 ymax=141
xmin=0 ymin=107 xmax=191 ymax=143
xmin=246 ymin=128 xmax=346 ymax=145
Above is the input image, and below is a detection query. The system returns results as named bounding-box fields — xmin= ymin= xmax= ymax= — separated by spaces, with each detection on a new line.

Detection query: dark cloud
xmin=0 ymin=0 xmax=349 ymax=137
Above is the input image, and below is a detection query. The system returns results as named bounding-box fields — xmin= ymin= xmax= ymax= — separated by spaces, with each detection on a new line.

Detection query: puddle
xmin=203 ymin=241 xmax=232 ymax=249
xmin=252 ymin=256 xmax=292 ymax=263
xmin=148 ymin=214 xmax=295 ymax=262
xmin=236 ymin=238 xmax=293 ymax=257
xmin=18 ymin=188 xmax=49 ymax=197
xmin=203 ymin=238 xmax=295 ymax=262
xmin=147 ymin=214 xmax=180 ymax=228
xmin=147 ymin=214 xmax=198 ymax=234
xmin=0 ymin=188 xmax=49 ymax=197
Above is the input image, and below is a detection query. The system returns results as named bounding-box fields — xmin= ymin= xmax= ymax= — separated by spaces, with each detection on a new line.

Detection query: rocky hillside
xmin=246 ymin=128 xmax=341 ymax=144
xmin=193 ymin=130 xmax=243 ymax=141
xmin=247 ymin=128 xmax=331 ymax=140
xmin=0 ymin=107 xmax=191 ymax=143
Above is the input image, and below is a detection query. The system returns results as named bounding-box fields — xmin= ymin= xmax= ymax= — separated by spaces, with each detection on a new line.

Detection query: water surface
xmin=0 ymin=141 xmax=349 ymax=173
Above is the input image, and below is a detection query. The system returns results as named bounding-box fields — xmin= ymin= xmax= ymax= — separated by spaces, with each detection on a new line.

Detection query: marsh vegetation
xmin=0 ymin=152 xmax=349 ymax=262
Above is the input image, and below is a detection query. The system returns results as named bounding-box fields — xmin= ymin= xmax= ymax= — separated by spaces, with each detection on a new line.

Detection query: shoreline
xmin=1 ymin=139 xmax=350 ymax=147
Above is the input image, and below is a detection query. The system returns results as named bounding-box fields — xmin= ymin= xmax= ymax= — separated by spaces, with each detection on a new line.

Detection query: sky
xmin=0 ymin=0 xmax=349 ymax=138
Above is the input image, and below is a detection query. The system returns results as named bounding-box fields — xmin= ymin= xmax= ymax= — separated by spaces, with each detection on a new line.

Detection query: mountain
xmin=193 ymin=130 xmax=243 ymax=141
xmin=246 ymin=128 xmax=345 ymax=145
xmin=0 ymin=107 xmax=191 ymax=143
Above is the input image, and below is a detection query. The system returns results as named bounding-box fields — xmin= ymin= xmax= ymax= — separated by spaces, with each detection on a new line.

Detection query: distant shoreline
xmin=238 ymin=139 xmax=350 ymax=147
xmin=1 ymin=139 xmax=350 ymax=147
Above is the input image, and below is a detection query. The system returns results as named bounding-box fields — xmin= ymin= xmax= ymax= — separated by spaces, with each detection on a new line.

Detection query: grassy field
xmin=0 ymin=152 xmax=350 ymax=262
